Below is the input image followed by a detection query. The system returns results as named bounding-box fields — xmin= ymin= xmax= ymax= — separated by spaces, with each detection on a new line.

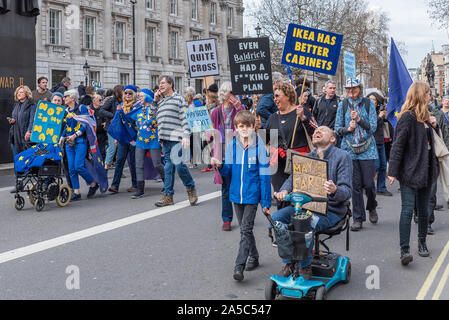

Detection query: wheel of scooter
xmin=315 ymin=286 xmax=327 ymax=300
xmin=34 ymin=197 xmax=45 ymax=212
xmin=264 ymin=279 xmax=278 ymax=300
xmin=56 ymin=184 xmax=71 ymax=207
xmin=342 ymin=261 xmax=351 ymax=284
xmin=15 ymin=195 xmax=25 ymax=211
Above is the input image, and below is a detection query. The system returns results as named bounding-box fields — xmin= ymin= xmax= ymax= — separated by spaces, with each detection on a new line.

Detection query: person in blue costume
xmin=60 ymin=89 xmax=99 ymax=201
xmin=129 ymin=90 xmax=164 ymax=199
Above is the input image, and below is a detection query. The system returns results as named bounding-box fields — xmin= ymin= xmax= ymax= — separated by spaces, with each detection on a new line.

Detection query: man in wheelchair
xmin=273 ymin=126 xmax=353 ymax=280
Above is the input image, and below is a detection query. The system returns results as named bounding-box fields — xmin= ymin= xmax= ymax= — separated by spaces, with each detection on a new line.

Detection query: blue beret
xmin=50 ymin=92 xmax=64 ymax=100
xmin=124 ymin=85 xmax=137 ymax=92
xmin=193 ymin=99 xmax=202 ymax=108
xmin=141 ymin=88 xmax=154 ymax=100
xmin=144 ymin=93 xmax=153 ymax=104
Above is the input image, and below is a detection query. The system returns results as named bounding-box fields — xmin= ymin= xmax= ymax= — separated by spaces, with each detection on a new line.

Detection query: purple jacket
xmin=210 ymin=103 xmax=245 ymax=184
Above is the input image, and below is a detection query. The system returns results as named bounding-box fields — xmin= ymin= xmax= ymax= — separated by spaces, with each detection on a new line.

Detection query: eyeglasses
xmin=274 ymin=94 xmax=281 ymax=98
xmin=124 ymin=91 xmax=133 ymax=95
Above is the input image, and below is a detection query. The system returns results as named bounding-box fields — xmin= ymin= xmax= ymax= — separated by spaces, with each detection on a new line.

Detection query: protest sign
xmin=343 ymin=51 xmax=356 ymax=79
xmin=31 ymin=100 xmax=65 ymax=144
xmin=91 ymin=80 xmax=101 ymax=92
xmin=186 ymin=38 xmax=219 ymax=78
xmin=185 ymin=106 xmax=214 ymax=134
xmin=228 ymin=37 xmax=273 ymax=95
xmin=292 ymin=153 xmax=328 ymax=215
xmin=281 ymin=24 xmax=343 ymax=76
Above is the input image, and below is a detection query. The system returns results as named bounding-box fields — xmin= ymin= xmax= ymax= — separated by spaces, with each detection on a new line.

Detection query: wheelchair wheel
xmin=264 ymin=279 xmax=278 ymax=300
xmin=56 ymin=184 xmax=71 ymax=207
xmin=315 ymin=286 xmax=327 ymax=300
xmin=15 ymin=195 xmax=25 ymax=211
xmin=342 ymin=261 xmax=351 ymax=284
xmin=34 ymin=197 xmax=45 ymax=212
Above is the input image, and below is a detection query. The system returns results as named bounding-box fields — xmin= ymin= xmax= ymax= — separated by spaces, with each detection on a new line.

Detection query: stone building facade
xmin=36 ymin=0 xmax=244 ymax=93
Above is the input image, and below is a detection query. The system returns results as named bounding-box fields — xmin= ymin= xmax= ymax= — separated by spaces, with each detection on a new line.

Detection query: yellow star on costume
xmin=19 ymin=156 xmax=24 ymax=161
xmin=139 ymin=137 xmax=143 ymax=141
xmin=152 ymin=129 xmax=156 ymax=133
xmin=144 ymin=138 xmax=150 ymax=143
xmin=150 ymin=135 xmax=155 ymax=139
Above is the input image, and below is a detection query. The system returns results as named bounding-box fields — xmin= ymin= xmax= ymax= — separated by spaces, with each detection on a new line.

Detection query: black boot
xmin=400 ymin=246 xmax=413 ymax=266
xmin=418 ymin=239 xmax=430 ymax=257
xmin=131 ymin=181 xmax=145 ymax=199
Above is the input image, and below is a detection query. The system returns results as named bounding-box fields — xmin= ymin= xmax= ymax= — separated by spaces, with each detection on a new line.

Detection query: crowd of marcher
xmin=8 ymin=73 xmax=449 ymax=281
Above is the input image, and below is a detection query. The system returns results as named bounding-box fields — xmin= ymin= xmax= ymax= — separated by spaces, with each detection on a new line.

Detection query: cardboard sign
xmin=186 ymin=38 xmax=219 ymax=78
xmin=292 ymin=153 xmax=328 ymax=215
xmin=281 ymin=24 xmax=343 ymax=76
xmin=31 ymin=100 xmax=65 ymax=144
xmin=228 ymin=37 xmax=273 ymax=95
xmin=185 ymin=106 xmax=214 ymax=133
xmin=343 ymin=51 xmax=356 ymax=79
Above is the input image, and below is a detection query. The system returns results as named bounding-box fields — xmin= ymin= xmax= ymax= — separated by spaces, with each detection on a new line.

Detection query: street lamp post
xmin=255 ymin=23 xmax=261 ymax=38
xmin=83 ymin=59 xmax=90 ymax=87
xmin=130 ymin=0 xmax=137 ymax=86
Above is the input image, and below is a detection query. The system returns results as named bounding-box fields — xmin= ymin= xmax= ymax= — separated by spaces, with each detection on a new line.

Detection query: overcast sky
xmin=243 ymin=0 xmax=449 ymax=68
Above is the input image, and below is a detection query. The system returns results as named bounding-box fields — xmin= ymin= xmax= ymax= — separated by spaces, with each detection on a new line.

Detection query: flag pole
xmin=290 ymin=70 xmax=308 ymax=149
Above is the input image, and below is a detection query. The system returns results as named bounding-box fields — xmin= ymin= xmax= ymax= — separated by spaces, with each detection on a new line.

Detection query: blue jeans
xmin=65 ymin=139 xmax=94 ymax=190
xmin=375 ymin=144 xmax=387 ymax=192
xmin=400 ymin=183 xmax=430 ymax=248
xmin=272 ymin=206 xmax=342 ymax=268
xmin=111 ymin=142 xmax=137 ymax=189
xmin=222 ymin=175 xmax=233 ymax=223
xmin=162 ymin=140 xmax=195 ymax=196
xmin=105 ymin=133 xmax=117 ymax=166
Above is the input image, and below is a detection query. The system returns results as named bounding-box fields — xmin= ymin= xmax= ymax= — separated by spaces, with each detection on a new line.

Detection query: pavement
xmin=0 ymin=164 xmax=449 ymax=300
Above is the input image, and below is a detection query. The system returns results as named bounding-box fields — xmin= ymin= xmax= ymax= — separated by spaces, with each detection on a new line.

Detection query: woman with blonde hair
xmin=388 ymin=81 xmax=439 ymax=265
xmin=8 ymin=85 xmax=36 ymax=156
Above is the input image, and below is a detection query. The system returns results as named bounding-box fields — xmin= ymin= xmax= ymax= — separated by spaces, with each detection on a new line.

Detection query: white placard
xmin=186 ymin=38 xmax=220 ymax=78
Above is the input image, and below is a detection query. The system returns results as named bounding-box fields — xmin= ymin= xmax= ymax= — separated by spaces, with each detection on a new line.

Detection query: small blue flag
xmin=387 ymin=38 xmax=413 ymax=128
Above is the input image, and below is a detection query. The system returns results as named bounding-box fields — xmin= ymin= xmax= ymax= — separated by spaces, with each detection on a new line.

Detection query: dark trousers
xmin=97 ymin=132 xmax=107 ymax=161
xmin=352 ymin=159 xmax=377 ymax=223
xmin=400 ymin=183 xmax=430 ymax=249
xmin=111 ymin=143 xmax=137 ymax=189
xmin=234 ymin=203 xmax=259 ymax=267
xmin=221 ymin=175 xmax=233 ymax=223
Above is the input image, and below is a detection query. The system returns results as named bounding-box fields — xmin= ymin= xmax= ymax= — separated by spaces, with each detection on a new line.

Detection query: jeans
xmin=111 ymin=142 xmax=137 ymax=189
xmin=399 ymin=183 xmax=430 ymax=249
xmin=135 ymin=147 xmax=164 ymax=182
xmin=272 ymin=206 xmax=342 ymax=268
xmin=65 ymin=138 xmax=94 ymax=190
xmin=234 ymin=204 xmax=259 ymax=266
xmin=221 ymin=175 xmax=233 ymax=223
xmin=161 ymin=140 xmax=195 ymax=196
xmin=352 ymin=159 xmax=377 ymax=222
xmin=374 ymin=144 xmax=387 ymax=192
xmin=105 ymin=133 xmax=117 ymax=166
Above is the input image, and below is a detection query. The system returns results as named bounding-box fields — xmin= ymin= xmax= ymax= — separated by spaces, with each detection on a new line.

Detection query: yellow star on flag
xmin=19 ymin=156 xmax=24 ymax=161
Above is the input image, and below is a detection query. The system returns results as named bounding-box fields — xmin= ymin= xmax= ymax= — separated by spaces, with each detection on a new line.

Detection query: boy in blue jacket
xmin=211 ymin=110 xmax=271 ymax=281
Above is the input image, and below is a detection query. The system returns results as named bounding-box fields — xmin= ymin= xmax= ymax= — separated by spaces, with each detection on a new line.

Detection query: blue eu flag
xmin=387 ymin=38 xmax=413 ymax=128
xmin=108 ymin=108 xmax=141 ymax=144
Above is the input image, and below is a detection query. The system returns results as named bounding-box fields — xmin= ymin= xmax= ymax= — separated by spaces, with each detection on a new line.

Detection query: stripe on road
xmin=416 ymin=239 xmax=449 ymax=300
xmin=0 ymin=191 xmax=221 ymax=265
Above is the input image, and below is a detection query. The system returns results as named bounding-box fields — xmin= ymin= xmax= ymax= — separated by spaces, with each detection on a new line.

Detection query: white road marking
xmin=0 ymin=191 xmax=221 ymax=265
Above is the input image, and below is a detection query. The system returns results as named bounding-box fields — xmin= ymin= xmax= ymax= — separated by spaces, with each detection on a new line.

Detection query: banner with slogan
xmin=30 ymin=100 xmax=65 ymax=144
xmin=343 ymin=51 xmax=356 ymax=79
xmin=91 ymin=80 xmax=101 ymax=93
xmin=184 ymin=106 xmax=214 ymax=134
xmin=228 ymin=37 xmax=273 ymax=95
xmin=281 ymin=24 xmax=343 ymax=76
xmin=186 ymin=38 xmax=220 ymax=78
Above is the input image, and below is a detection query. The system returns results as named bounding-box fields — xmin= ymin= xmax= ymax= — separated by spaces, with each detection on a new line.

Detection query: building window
xmin=191 ymin=0 xmax=198 ymax=20
xmin=146 ymin=0 xmax=154 ymax=10
xmin=210 ymin=2 xmax=216 ymax=25
xmin=120 ymin=73 xmax=129 ymax=86
xmin=146 ymin=27 xmax=156 ymax=56
xmin=170 ymin=31 xmax=178 ymax=59
xmin=49 ymin=9 xmax=61 ymax=45
xmin=115 ymin=22 xmax=125 ymax=53
xmin=115 ymin=0 xmax=124 ymax=3
xmin=227 ymin=7 xmax=233 ymax=28
xmin=192 ymin=34 xmax=200 ymax=41
xmin=175 ymin=77 xmax=183 ymax=92
xmin=89 ymin=71 xmax=100 ymax=85
xmin=85 ymin=16 xmax=96 ymax=49
xmin=170 ymin=0 xmax=177 ymax=15
xmin=151 ymin=75 xmax=159 ymax=89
